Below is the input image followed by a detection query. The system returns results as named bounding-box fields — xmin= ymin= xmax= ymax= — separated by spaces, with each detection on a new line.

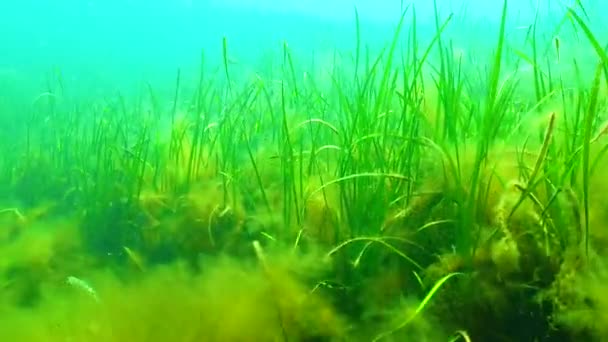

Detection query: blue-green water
xmin=1 ymin=0 xmax=604 ymax=101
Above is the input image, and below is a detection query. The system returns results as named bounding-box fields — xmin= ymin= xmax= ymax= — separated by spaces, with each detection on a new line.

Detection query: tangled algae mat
xmin=2 ymin=2 xmax=608 ymax=341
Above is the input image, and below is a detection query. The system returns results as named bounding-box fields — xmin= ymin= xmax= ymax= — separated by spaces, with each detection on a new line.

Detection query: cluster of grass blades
xmin=1 ymin=0 xmax=608 ymax=341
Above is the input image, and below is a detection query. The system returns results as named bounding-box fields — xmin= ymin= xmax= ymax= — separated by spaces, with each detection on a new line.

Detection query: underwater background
xmin=1 ymin=0 xmax=608 ymax=341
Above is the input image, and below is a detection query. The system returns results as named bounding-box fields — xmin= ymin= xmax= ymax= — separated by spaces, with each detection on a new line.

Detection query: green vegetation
xmin=1 ymin=1 xmax=608 ymax=341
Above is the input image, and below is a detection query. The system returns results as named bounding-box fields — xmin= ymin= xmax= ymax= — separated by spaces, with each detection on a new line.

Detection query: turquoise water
xmin=1 ymin=0 xmax=604 ymax=101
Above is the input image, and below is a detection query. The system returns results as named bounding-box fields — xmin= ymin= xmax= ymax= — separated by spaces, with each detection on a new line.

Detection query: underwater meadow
xmin=2 ymin=0 xmax=608 ymax=341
